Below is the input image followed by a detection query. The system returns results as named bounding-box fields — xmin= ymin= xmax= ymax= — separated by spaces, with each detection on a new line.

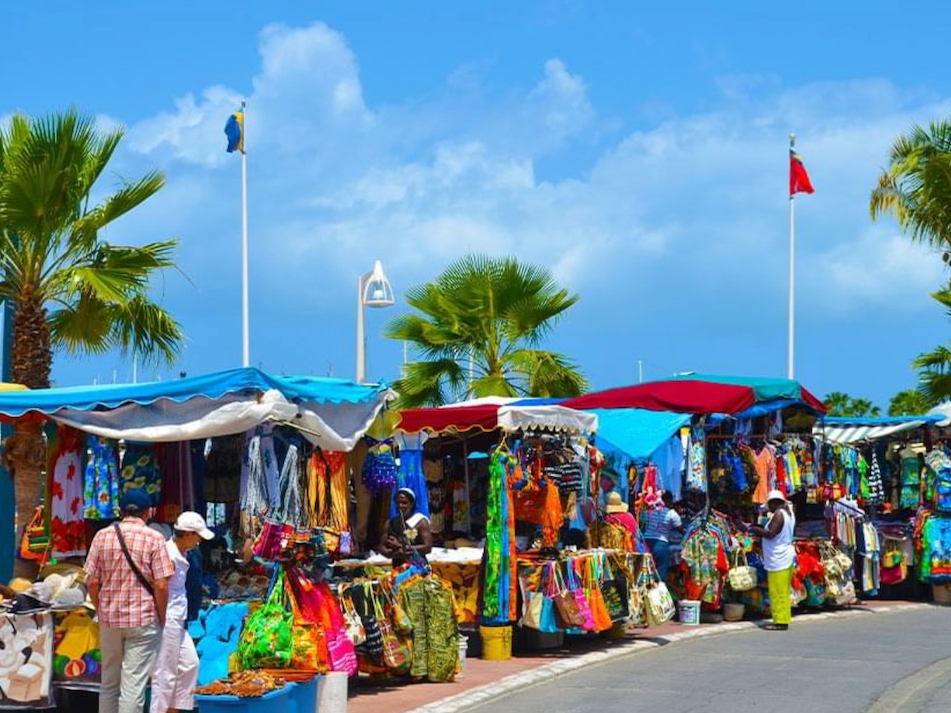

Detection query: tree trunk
xmin=8 ymin=295 xmax=52 ymax=578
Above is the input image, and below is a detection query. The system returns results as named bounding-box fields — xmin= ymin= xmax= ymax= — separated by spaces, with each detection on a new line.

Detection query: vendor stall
xmin=0 ymin=367 xmax=392 ymax=709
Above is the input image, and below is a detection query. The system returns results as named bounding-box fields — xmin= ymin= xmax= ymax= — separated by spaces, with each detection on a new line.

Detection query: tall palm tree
xmin=824 ymin=392 xmax=853 ymax=416
xmin=888 ymin=389 xmax=935 ymax=416
xmin=0 ymin=110 xmax=183 ymax=572
xmin=870 ymin=119 xmax=951 ymax=257
xmin=846 ymin=399 xmax=881 ymax=418
xmin=386 ymin=255 xmax=587 ymax=407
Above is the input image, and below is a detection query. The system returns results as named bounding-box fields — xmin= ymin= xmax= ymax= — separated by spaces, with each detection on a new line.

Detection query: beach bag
xmin=584 ymin=557 xmax=614 ymax=632
xmin=728 ymin=549 xmax=758 ymax=592
xmin=643 ymin=558 xmax=675 ymax=625
xmin=238 ymin=569 xmax=294 ymax=669
xmin=341 ymin=596 xmax=367 ymax=646
xmin=596 ymin=557 xmax=629 ymax=622
xmin=834 ymin=580 xmax=857 ymax=606
xmin=550 ymin=566 xmax=585 ymax=629
xmin=375 ymin=592 xmax=412 ymax=674
xmin=566 ymin=559 xmax=596 ymax=631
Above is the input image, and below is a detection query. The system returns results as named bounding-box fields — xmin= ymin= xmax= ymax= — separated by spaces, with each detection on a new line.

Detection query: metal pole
xmin=638 ymin=360 xmax=644 ymax=384
xmin=356 ymin=275 xmax=366 ymax=383
xmin=241 ymin=100 xmax=250 ymax=368
xmin=788 ymin=133 xmax=796 ymax=380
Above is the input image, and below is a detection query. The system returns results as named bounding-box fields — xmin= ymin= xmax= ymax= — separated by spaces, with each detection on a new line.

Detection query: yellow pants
xmin=767 ymin=566 xmax=794 ymax=625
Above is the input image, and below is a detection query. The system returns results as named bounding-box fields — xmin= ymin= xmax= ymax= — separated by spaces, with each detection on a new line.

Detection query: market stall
xmin=0 ymin=367 xmax=393 ymax=709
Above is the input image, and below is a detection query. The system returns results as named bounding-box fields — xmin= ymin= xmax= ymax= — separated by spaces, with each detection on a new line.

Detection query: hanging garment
xmin=900 ymin=456 xmax=922 ymax=510
xmin=398 ymin=577 xmax=459 ymax=682
xmin=48 ymin=426 xmax=87 ymax=557
xmin=390 ymin=449 xmax=430 ymax=519
xmin=686 ymin=441 xmax=707 ymax=493
xmin=867 ymin=451 xmax=885 ymax=505
xmin=83 ymin=436 xmax=120 ymax=520
xmin=751 ymin=445 xmax=776 ymax=505
xmin=120 ymin=442 xmax=161 ymax=506
xmin=274 ymin=443 xmax=305 ymax=529
xmin=156 ymin=442 xmax=196 ymax=523
xmin=309 ymin=450 xmax=350 ymax=531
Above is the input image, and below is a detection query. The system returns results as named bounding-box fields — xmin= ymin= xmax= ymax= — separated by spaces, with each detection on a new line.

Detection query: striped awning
xmin=815 ymin=415 xmax=942 ymax=444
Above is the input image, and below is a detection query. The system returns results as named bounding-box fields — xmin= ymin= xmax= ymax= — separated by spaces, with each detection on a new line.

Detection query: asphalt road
xmin=470 ymin=606 xmax=951 ymax=713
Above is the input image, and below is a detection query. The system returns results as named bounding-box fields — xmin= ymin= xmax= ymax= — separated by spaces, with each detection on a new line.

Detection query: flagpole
xmin=788 ymin=133 xmax=796 ymax=380
xmin=241 ymin=100 xmax=250 ymax=368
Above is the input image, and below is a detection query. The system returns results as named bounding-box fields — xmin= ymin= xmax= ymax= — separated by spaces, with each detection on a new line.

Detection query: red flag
xmin=790 ymin=148 xmax=814 ymax=195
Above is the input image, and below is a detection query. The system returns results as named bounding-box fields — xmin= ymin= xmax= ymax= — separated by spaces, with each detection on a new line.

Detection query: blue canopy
xmin=0 ymin=367 xmax=385 ymax=418
xmin=594 ymin=408 xmax=691 ymax=461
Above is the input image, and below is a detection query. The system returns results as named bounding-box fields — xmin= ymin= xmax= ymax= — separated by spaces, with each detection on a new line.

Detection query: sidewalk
xmin=347 ymin=600 xmax=929 ymax=713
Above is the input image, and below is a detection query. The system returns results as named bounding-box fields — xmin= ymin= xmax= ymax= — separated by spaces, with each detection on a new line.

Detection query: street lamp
xmin=356 ymin=260 xmax=395 ymax=383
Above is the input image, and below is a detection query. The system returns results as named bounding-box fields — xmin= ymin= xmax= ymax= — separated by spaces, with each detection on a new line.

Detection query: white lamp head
xmin=362 ymin=260 xmax=395 ymax=308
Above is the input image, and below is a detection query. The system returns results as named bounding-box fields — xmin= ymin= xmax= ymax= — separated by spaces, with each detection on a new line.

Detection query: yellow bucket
xmin=479 ymin=625 xmax=513 ymax=661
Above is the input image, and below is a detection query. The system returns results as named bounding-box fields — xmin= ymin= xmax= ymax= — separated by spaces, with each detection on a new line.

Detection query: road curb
xmin=405 ymin=603 xmax=933 ymax=713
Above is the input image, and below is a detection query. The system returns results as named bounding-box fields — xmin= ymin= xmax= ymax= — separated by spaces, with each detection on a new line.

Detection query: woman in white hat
xmin=750 ymin=490 xmax=796 ymax=631
xmin=150 ymin=512 xmax=214 ymax=713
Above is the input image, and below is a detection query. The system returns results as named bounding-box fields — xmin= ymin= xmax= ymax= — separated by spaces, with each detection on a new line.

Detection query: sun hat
xmin=175 ymin=512 xmax=215 ymax=540
xmin=766 ymin=489 xmax=787 ymax=504
xmin=396 ymin=487 xmax=417 ymax=505
xmin=605 ymin=492 xmax=629 ymax=514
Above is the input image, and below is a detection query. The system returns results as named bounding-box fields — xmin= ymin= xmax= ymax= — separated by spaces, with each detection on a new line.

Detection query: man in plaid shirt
xmin=85 ymin=488 xmax=174 ymax=713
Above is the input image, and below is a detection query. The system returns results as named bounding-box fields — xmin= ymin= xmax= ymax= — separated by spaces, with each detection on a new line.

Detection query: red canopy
xmin=562 ymin=376 xmax=826 ymax=415
xmin=397 ymin=404 xmax=501 ymax=434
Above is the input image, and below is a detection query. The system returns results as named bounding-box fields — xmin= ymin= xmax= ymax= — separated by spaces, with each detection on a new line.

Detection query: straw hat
xmin=605 ymin=492 xmax=629 ymax=514
xmin=766 ymin=489 xmax=787 ymax=504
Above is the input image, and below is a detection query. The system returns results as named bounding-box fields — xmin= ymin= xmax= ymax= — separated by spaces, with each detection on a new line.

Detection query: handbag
xmin=238 ymin=569 xmax=294 ymax=669
xmin=728 ymin=549 xmax=758 ymax=592
xmin=566 ymin=558 xmax=596 ymax=631
xmin=643 ymin=557 xmax=675 ymax=625
xmin=341 ymin=596 xmax=367 ymax=646
xmin=550 ymin=566 xmax=585 ymax=628
xmin=597 ymin=557 xmax=629 ymax=622
xmin=584 ymin=557 xmax=614 ymax=632
xmin=375 ymin=592 xmax=412 ymax=674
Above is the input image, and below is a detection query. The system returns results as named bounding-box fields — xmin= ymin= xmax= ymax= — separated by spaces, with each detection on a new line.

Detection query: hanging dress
xmin=83 ymin=436 xmax=120 ymax=520
xmin=48 ymin=426 xmax=87 ymax=557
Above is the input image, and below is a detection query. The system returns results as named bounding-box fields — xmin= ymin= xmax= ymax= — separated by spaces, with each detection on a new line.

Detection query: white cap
xmin=175 ymin=512 xmax=215 ymax=540
xmin=766 ymin=489 xmax=787 ymax=503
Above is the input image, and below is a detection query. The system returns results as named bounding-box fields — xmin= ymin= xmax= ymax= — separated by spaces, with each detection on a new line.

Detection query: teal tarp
xmin=593 ymin=408 xmax=691 ymax=461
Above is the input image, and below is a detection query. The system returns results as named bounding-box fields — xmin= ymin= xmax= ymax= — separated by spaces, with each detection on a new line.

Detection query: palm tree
xmin=888 ymin=389 xmax=935 ymax=416
xmin=824 ymin=392 xmax=853 ymax=416
xmin=913 ymin=288 xmax=951 ymax=403
xmin=870 ymin=119 xmax=951 ymax=258
xmin=0 ymin=110 xmax=183 ymax=572
xmin=846 ymin=399 xmax=881 ymax=418
xmin=386 ymin=255 xmax=587 ymax=407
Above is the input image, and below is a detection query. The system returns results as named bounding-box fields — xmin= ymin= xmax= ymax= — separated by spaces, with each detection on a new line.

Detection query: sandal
xmin=764 ymin=623 xmax=789 ymax=631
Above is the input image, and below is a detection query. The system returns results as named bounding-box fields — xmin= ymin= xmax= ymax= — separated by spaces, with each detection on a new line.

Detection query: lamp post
xmin=356 ymin=260 xmax=395 ymax=383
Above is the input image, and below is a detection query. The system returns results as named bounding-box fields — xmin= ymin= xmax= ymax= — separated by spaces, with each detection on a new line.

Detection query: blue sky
xmin=2 ymin=2 xmax=949 ymax=407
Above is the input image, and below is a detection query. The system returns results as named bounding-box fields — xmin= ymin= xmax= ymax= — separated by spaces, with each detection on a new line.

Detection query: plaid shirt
xmin=84 ymin=518 xmax=174 ymax=628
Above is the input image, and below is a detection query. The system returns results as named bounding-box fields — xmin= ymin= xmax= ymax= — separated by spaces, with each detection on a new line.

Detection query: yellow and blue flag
xmin=224 ymin=110 xmax=244 ymax=153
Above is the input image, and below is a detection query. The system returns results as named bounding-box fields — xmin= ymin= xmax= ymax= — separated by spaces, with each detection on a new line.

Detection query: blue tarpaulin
xmin=0 ymin=367 xmax=385 ymax=417
xmin=593 ymin=408 xmax=691 ymax=461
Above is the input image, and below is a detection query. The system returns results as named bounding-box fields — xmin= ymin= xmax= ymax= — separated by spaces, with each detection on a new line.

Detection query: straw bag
xmin=728 ymin=549 xmax=758 ymax=592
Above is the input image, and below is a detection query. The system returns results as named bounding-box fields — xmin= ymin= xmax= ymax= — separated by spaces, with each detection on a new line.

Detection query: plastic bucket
xmin=678 ymin=600 xmax=701 ymax=626
xmin=723 ymin=603 xmax=745 ymax=622
xmin=479 ymin=625 xmax=513 ymax=660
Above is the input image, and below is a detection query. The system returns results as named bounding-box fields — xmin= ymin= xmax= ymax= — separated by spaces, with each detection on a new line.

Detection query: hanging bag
xmin=597 ymin=555 xmax=630 ymax=622
xmin=374 ymin=587 xmax=412 ymax=674
xmin=238 ymin=568 xmax=294 ymax=669
xmin=728 ymin=548 xmax=758 ymax=592
xmin=550 ymin=564 xmax=586 ymax=629
xmin=584 ymin=556 xmax=614 ymax=632
xmin=359 ymin=583 xmax=385 ymax=659
xmin=566 ymin=558 xmax=596 ymax=631
xmin=643 ymin=557 xmax=676 ymax=625
xmin=341 ymin=594 xmax=367 ymax=646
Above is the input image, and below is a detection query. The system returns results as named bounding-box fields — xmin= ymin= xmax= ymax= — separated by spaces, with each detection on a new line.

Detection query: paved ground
xmin=461 ymin=605 xmax=951 ymax=713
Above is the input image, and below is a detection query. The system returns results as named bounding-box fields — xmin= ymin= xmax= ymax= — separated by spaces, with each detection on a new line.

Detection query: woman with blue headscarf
xmin=379 ymin=488 xmax=433 ymax=566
